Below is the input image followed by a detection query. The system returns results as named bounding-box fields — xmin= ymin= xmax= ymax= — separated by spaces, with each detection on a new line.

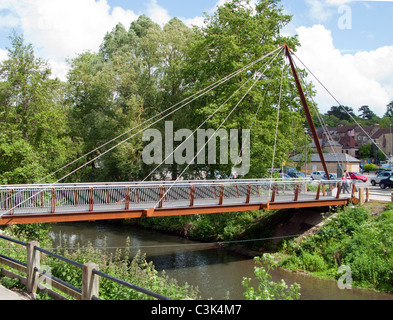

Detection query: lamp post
xmin=389 ymin=123 xmax=393 ymax=170
xmin=304 ymin=128 xmax=308 ymax=177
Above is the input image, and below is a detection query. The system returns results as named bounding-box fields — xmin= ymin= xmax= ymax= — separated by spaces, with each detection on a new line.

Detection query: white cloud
xmin=296 ymin=24 xmax=393 ymax=117
xmin=0 ymin=48 xmax=8 ymax=62
xmin=146 ymin=0 xmax=171 ymax=27
xmin=183 ymin=16 xmax=205 ymax=28
xmin=1 ymin=0 xmax=139 ymax=80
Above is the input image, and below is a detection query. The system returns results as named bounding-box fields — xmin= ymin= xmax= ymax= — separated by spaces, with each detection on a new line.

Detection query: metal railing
xmin=0 ymin=234 xmax=171 ymax=300
xmin=0 ymin=179 xmax=352 ymax=217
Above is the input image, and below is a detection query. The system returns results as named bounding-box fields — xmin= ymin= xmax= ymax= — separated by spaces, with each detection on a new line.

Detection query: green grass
xmin=279 ymin=204 xmax=393 ymax=293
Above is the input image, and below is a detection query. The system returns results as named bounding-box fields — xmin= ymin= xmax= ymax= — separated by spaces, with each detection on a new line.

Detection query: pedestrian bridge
xmin=0 ymin=179 xmax=353 ymax=225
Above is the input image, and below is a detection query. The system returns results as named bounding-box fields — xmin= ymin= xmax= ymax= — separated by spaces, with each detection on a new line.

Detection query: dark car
xmin=371 ymin=171 xmax=392 ymax=186
xmin=379 ymin=175 xmax=393 ymax=189
xmin=376 ymin=169 xmax=388 ymax=175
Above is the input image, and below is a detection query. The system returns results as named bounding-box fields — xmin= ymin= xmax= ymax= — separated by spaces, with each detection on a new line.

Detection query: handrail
xmin=0 ymin=178 xmax=312 ymax=189
xmin=0 ymin=235 xmax=170 ymax=300
xmin=35 ymin=247 xmax=83 ymax=269
xmin=92 ymin=269 xmax=172 ymax=301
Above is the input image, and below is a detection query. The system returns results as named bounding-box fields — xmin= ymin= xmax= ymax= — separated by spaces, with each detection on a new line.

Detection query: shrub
xmin=243 ymin=255 xmax=301 ymax=300
xmin=280 ymin=204 xmax=393 ymax=292
xmin=363 ymin=164 xmax=376 ymax=172
xmin=299 ymin=252 xmax=328 ymax=272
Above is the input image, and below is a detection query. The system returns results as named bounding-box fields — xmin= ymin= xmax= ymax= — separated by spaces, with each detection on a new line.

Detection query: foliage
xmin=0 ymin=33 xmax=72 ymax=184
xmin=6 ymin=223 xmax=52 ymax=242
xmin=242 ymin=254 xmax=301 ymax=300
xmin=363 ymin=163 xmax=377 ymax=172
xmin=184 ymin=0 xmax=307 ymax=178
xmin=359 ymin=143 xmax=387 ymax=162
xmin=46 ymin=243 xmax=200 ymax=300
xmin=0 ymin=230 xmax=200 ymax=300
xmin=280 ymin=205 xmax=393 ymax=292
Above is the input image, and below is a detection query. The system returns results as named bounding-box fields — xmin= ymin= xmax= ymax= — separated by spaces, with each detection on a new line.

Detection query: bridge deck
xmin=0 ymin=179 xmax=352 ymax=225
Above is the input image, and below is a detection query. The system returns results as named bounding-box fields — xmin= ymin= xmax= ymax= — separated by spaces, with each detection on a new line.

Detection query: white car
xmin=370 ymin=171 xmax=392 ymax=186
xmin=311 ymin=171 xmax=326 ymax=180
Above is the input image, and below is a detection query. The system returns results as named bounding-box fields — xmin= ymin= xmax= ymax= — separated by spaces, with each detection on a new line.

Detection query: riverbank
xmin=125 ymin=201 xmax=393 ymax=297
xmin=2 ymin=202 xmax=392 ymax=300
xmin=48 ymin=219 xmax=393 ymax=300
xmin=276 ymin=202 xmax=393 ymax=295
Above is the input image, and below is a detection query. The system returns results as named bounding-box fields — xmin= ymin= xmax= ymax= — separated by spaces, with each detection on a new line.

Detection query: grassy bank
xmin=278 ymin=203 xmax=393 ymax=293
xmin=0 ymin=224 xmax=200 ymax=300
xmin=127 ymin=203 xmax=393 ymax=294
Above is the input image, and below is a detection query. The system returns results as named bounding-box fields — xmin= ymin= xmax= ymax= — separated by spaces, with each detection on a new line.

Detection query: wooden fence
xmin=0 ymin=234 xmax=170 ymax=300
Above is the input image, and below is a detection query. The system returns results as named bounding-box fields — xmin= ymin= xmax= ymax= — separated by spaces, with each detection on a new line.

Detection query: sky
xmin=0 ymin=0 xmax=392 ymax=117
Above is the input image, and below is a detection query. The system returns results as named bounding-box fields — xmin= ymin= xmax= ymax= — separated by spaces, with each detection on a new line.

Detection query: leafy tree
xmin=184 ymin=0 xmax=307 ymax=178
xmin=67 ymin=16 xmax=195 ymax=182
xmin=359 ymin=105 xmax=376 ymax=120
xmin=359 ymin=143 xmax=387 ymax=163
xmin=0 ymin=33 xmax=71 ymax=184
xmin=325 ymin=105 xmax=355 ymax=122
xmin=359 ymin=143 xmax=372 ymax=160
xmin=66 ymin=51 xmax=144 ymax=182
xmin=384 ymin=101 xmax=393 ymax=119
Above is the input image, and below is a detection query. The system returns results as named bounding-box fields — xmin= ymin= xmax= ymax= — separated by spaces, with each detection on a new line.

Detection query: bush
xmin=363 ymin=164 xmax=376 ymax=172
xmin=299 ymin=252 xmax=328 ymax=272
xmin=280 ymin=204 xmax=393 ymax=292
xmin=243 ymin=255 xmax=301 ymax=300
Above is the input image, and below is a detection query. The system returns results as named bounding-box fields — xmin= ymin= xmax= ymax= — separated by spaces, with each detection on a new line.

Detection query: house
xmin=313 ymin=124 xmax=393 ymax=160
xmin=372 ymin=128 xmax=393 ymax=157
xmin=291 ymin=153 xmax=361 ymax=175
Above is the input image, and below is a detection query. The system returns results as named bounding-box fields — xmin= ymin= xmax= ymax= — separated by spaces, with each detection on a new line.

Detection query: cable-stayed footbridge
xmin=0 ymin=44 xmax=363 ymax=225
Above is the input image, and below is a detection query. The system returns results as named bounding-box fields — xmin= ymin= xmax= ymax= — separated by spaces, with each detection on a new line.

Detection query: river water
xmin=49 ymin=221 xmax=393 ymax=300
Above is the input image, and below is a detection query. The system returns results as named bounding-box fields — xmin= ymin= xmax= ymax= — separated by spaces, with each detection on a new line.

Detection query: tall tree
xmin=67 ymin=51 xmax=144 ymax=182
xmin=359 ymin=105 xmax=377 ymax=120
xmin=183 ymin=0 xmax=306 ymax=178
xmin=0 ymin=34 xmax=71 ymax=184
xmin=384 ymin=101 xmax=393 ymax=119
xmin=96 ymin=16 xmax=195 ymax=181
xmin=325 ymin=106 xmax=356 ymax=122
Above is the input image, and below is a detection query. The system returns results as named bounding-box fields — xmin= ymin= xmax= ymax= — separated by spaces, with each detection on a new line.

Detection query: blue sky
xmin=0 ymin=0 xmax=392 ymax=116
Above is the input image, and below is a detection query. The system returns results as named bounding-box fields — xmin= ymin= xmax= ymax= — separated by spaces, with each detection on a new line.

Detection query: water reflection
xmin=49 ymin=222 xmax=393 ymax=300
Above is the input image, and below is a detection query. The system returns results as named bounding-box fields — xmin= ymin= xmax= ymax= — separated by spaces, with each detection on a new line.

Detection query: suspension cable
xmin=1 ymin=47 xmax=283 ymax=217
xmin=290 ymin=56 xmax=345 ymax=175
xmin=153 ymin=49 xmax=285 ymax=209
xmin=141 ymin=48 xmax=283 ymax=184
xmin=292 ymin=52 xmax=390 ymax=160
xmin=268 ymin=60 xmax=286 ymax=199
xmin=36 ymin=47 xmax=280 ymax=185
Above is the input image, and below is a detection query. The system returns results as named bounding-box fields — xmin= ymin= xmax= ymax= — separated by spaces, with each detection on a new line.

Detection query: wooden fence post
xmin=82 ymin=262 xmax=99 ymax=300
xmin=359 ymin=187 xmax=365 ymax=205
xmin=26 ymin=241 xmax=40 ymax=297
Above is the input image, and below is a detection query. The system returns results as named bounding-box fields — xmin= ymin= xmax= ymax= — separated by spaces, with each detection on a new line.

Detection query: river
xmin=49 ymin=221 xmax=393 ymax=300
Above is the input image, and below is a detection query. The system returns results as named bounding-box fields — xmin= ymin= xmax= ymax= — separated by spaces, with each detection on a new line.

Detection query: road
xmin=358 ymin=173 xmax=392 ymax=203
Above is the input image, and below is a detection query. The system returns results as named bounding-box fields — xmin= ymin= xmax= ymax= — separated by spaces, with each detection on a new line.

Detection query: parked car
xmin=376 ymin=169 xmax=387 ymax=175
xmin=279 ymin=173 xmax=292 ymax=179
xmin=311 ymin=171 xmax=326 ymax=180
xmin=370 ymin=171 xmax=392 ymax=186
xmin=287 ymin=171 xmax=305 ymax=178
xmin=347 ymin=172 xmax=367 ymax=183
xmin=322 ymin=173 xmax=338 ymax=180
xmin=380 ymin=175 xmax=393 ymax=189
